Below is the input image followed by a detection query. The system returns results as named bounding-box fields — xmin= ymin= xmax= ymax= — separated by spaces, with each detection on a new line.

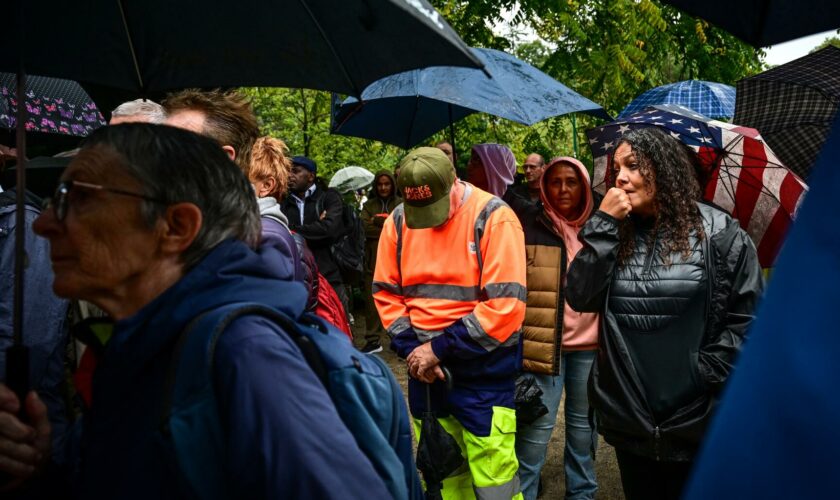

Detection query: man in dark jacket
xmin=359 ymin=170 xmax=399 ymax=353
xmin=281 ymin=156 xmax=349 ymax=314
xmin=0 ymin=124 xmax=388 ymax=498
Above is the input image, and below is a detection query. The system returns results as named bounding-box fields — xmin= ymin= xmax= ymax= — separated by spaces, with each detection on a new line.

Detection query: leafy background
xmin=245 ymin=0 xmax=774 ymax=180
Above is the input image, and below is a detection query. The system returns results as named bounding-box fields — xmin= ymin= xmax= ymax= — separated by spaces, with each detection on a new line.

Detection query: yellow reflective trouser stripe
xmin=413 ymin=407 xmax=523 ymax=500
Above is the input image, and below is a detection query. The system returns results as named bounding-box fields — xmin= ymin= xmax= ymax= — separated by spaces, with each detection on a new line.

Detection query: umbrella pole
xmin=572 ymin=114 xmax=579 ymax=158
xmin=449 ymin=104 xmax=456 ymax=166
xmin=9 ymin=25 xmax=31 ymax=413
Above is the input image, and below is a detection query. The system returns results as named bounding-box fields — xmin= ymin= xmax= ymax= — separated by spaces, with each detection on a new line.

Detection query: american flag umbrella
xmin=618 ymin=80 xmax=736 ymax=120
xmin=588 ymin=104 xmax=808 ymax=267
xmin=734 ymin=46 xmax=840 ymax=181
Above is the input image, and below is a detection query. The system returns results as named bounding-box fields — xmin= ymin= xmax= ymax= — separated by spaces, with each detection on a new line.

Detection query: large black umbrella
xmin=660 ymin=0 xmax=840 ymax=47
xmin=3 ymin=0 xmax=481 ymax=405
xmin=734 ymin=46 xmax=840 ymax=180
xmin=2 ymin=0 xmax=482 ymax=97
xmin=332 ymin=47 xmax=608 ymax=152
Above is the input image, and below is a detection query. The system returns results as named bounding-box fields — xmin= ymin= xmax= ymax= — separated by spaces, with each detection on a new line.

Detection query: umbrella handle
xmin=424 ymin=365 xmax=454 ymax=408
xmin=5 ymin=344 xmax=29 ymax=419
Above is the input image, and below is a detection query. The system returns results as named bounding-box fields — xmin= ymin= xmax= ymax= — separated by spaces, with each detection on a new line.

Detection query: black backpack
xmin=317 ymin=192 xmax=365 ymax=284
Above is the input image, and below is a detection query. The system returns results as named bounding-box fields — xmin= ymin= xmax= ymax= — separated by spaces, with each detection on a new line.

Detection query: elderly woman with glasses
xmin=0 ymin=124 xmax=388 ymax=498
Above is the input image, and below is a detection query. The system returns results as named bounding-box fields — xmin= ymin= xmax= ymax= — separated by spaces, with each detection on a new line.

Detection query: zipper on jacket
xmin=643 ymin=232 xmax=658 ymax=276
xmin=654 ymin=426 xmax=661 ymax=461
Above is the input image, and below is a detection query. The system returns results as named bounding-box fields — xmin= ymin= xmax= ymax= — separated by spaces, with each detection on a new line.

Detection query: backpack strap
xmin=161 ymin=303 xmax=328 ymax=428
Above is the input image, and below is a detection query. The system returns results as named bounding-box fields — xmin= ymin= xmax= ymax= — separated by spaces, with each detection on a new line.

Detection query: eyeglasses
xmin=45 ymin=180 xmax=167 ymax=221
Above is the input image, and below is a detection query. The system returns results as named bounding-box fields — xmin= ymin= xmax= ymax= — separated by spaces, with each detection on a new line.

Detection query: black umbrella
xmin=416 ymin=368 xmax=463 ymax=499
xmin=660 ymin=0 xmax=840 ymax=47
xmin=3 ymin=0 xmax=481 ymax=408
xmin=734 ymin=46 xmax=840 ymax=180
xmin=2 ymin=0 xmax=482 ymax=98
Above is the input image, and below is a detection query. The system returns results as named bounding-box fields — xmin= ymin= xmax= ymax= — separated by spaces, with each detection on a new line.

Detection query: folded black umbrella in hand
xmin=416 ymin=368 xmax=463 ymax=500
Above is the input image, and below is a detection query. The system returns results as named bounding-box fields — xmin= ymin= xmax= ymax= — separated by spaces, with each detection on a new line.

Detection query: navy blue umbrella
xmin=331 ymin=47 xmax=609 ymax=150
xmin=618 ymin=80 xmax=736 ymax=120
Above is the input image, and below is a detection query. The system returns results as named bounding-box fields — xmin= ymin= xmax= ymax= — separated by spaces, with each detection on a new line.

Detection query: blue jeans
xmin=516 ymin=350 xmax=598 ymax=500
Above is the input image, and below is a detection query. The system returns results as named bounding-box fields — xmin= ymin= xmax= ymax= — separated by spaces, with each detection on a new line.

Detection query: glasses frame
xmin=46 ymin=180 xmax=167 ymax=221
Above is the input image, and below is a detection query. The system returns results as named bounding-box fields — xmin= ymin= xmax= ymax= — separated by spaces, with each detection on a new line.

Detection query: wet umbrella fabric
xmin=2 ymin=0 xmax=481 ymax=98
xmin=618 ymin=80 xmax=735 ymax=120
xmin=659 ymin=0 xmax=840 ymax=47
xmin=0 ymin=73 xmax=106 ymax=137
xmin=332 ymin=47 xmax=609 ymax=149
xmin=734 ymin=46 xmax=840 ymax=180
xmin=587 ymin=104 xmax=808 ymax=267
xmin=329 ymin=166 xmax=375 ymax=193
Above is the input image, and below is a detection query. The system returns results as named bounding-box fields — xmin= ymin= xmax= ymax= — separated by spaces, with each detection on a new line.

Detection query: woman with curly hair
xmin=566 ymin=128 xmax=764 ymax=500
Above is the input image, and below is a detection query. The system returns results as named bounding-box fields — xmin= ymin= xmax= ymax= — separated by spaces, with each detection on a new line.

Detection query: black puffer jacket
xmin=566 ymin=202 xmax=763 ymax=461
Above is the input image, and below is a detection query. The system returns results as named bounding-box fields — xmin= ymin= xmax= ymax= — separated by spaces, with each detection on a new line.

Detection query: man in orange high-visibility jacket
xmin=374 ymin=147 xmax=526 ymax=499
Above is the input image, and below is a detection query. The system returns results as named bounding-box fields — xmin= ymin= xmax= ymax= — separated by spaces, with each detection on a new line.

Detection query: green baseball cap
xmin=398 ymin=147 xmax=456 ymax=229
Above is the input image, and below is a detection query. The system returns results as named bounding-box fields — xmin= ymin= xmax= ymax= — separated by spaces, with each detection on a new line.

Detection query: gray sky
xmin=763 ymin=29 xmax=840 ymax=65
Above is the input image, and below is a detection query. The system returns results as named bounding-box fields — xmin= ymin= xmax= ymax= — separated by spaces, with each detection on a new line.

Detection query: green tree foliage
xmin=810 ymin=35 xmax=840 ymax=53
xmin=243 ymin=0 xmax=766 ymax=180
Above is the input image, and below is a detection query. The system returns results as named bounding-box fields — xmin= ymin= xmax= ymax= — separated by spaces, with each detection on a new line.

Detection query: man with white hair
xmin=109 ymin=99 xmax=166 ymax=125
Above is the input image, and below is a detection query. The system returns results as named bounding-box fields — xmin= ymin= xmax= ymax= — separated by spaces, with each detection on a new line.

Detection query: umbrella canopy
xmin=659 ymin=0 xmax=840 ymax=47
xmin=1 ymin=72 xmax=106 ymax=137
xmin=734 ymin=46 xmax=840 ymax=180
xmin=332 ymin=47 xmax=609 ymax=149
xmin=618 ymin=80 xmax=736 ymax=120
xmin=588 ymin=104 xmax=808 ymax=267
xmin=2 ymin=0 xmax=481 ymax=98
xmin=329 ymin=166 xmax=375 ymax=193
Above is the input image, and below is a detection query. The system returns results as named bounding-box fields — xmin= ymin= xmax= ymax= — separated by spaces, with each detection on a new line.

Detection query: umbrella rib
xmin=298 ymin=0 xmax=360 ymax=97
xmin=117 ymin=0 xmax=145 ymax=91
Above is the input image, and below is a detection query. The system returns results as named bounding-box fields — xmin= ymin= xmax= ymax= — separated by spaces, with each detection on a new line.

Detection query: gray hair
xmin=80 ymin=123 xmax=261 ymax=269
xmin=111 ymin=99 xmax=166 ymax=123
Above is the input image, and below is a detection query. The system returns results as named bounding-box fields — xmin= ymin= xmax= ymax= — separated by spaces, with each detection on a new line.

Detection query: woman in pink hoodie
xmin=517 ymin=157 xmax=599 ymax=500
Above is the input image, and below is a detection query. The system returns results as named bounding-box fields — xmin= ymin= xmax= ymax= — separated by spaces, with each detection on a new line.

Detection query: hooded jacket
xmin=70 ymin=239 xmax=388 ymax=498
xmin=520 ymin=159 xmax=599 ymax=375
xmin=566 ymin=204 xmax=763 ymax=461
xmin=361 ymin=170 xmax=399 ymax=274
xmin=472 ymin=144 xmax=516 ymax=198
xmin=258 ymin=196 xmax=303 ymax=283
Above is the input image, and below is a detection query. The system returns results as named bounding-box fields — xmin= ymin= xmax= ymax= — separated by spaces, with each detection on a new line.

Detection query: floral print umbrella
xmin=1 ymin=72 xmax=106 ymax=137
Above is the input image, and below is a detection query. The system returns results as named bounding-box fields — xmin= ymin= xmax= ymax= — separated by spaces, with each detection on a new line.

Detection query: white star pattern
xmin=617 ymin=124 xmax=631 ymax=134
xmin=589 ymin=137 xmax=599 ymax=145
xmin=688 ymin=127 xmax=701 ymax=135
xmin=670 ymin=131 xmax=681 ymax=140
xmin=670 ymin=119 xmax=683 ymax=124
xmin=601 ymin=141 xmax=613 ymax=151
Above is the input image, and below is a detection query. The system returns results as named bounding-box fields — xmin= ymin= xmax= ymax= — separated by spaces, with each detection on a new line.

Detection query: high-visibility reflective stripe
xmin=414 ymin=328 xmax=443 ymax=342
xmin=372 ymin=281 xmax=403 ymax=295
xmin=464 ymin=313 xmax=521 ymax=351
xmin=393 ymin=205 xmax=405 ymax=279
xmin=387 ymin=316 xmax=411 ymax=337
xmin=484 ymin=282 xmax=527 ymax=301
xmin=404 ymin=284 xmax=481 ymax=301
xmin=474 ymin=475 xmax=521 ymax=500
xmin=386 ymin=282 xmax=526 ymax=302
xmin=473 ymin=197 xmax=506 ymax=275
